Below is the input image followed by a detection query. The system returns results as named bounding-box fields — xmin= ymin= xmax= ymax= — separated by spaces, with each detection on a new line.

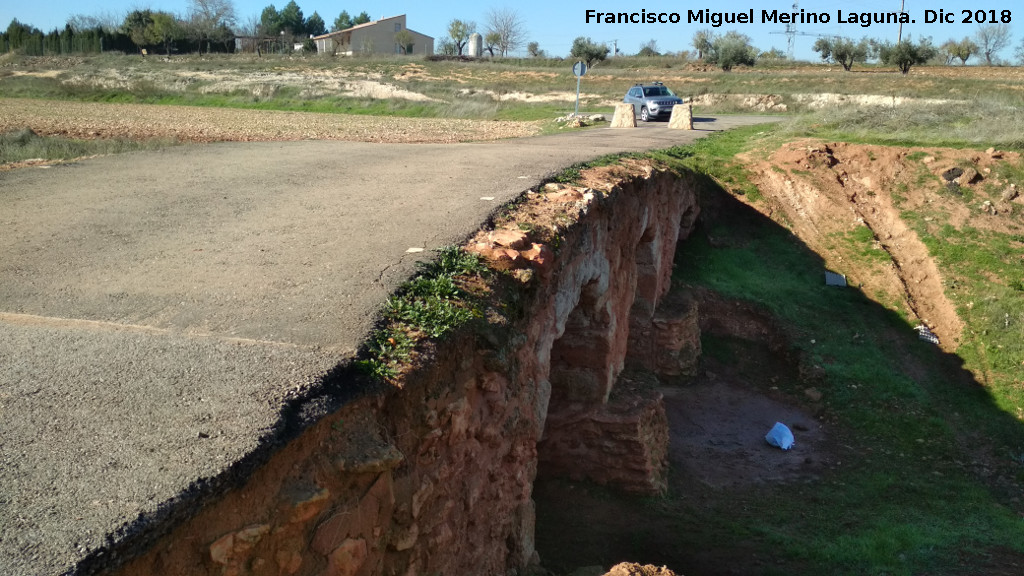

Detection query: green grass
xmin=775 ymin=96 xmax=1024 ymax=150
xmin=646 ymin=128 xmax=1024 ymax=574
xmin=355 ymin=246 xmax=487 ymax=380
xmin=650 ymin=124 xmax=777 ymax=200
xmin=913 ymin=224 xmax=1024 ymax=416
xmin=0 ymin=127 xmax=178 ymax=164
xmin=836 ymin=225 xmax=892 ymax=265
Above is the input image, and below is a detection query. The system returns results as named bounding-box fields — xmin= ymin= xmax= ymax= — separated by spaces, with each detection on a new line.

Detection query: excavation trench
xmin=745 ymin=141 xmax=970 ymax=350
xmin=90 ymin=162 xmax=827 ymax=576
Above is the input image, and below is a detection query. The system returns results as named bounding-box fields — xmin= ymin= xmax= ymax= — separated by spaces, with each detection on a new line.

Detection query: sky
xmin=4 ymin=0 xmax=1022 ymax=62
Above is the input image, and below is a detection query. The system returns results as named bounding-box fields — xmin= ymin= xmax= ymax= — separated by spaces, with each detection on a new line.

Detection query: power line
xmin=768 ymin=1 xmax=829 ymax=59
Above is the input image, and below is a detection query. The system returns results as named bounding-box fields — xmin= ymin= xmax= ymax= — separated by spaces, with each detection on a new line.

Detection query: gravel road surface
xmin=0 ymin=113 xmax=776 ymax=575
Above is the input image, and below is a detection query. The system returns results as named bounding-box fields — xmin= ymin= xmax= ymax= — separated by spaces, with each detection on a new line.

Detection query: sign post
xmin=572 ymin=61 xmax=587 ymax=116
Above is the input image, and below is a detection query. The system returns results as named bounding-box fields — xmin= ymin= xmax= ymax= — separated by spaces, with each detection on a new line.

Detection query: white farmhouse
xmin=313 ymin=14 xmax=433 ymax=56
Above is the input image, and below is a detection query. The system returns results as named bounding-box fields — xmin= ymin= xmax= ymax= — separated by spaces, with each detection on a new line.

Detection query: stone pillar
xmin=668 ymin=103 xmax=693 ymax=130
xmin=537 ymin=388 xmax=669 ymax=495
xmin=610 ymin=103 xmax=636 ymax=128
xmin=468 ymin=33 xmax=483 ymax=58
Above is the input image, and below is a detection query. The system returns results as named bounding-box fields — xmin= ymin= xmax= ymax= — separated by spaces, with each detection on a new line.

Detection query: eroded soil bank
xmin=743 ymin=141 xmax=1022 ymax=350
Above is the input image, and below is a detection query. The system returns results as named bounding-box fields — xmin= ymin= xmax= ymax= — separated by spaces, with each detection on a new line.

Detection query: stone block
xmin=1001 ymin=184 xmax=1019 ymax=203
xmin=539 ymin=388 xmax=668 ymax=494
xmin=286 ymin=486 xmax=331 ymax=525
xmin=312 ymin=474 xmax=393 ymax=556
xmin=324 ymin=538 xmax=368 ymax=576
xmin=488 ymin=229 xmax=529 ymax=249
xmin=209 ymin=524 xmax=270 ymax=576
xmin=610 ymin=103 xmax=636 ymax=128
xmin=957 ymin=166 xmax=980 ymax=186
xmin=667 ymin=103 xmax=693 ymax=130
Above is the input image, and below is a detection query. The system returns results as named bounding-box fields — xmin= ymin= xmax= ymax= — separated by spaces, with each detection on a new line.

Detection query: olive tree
xmin=569 ymin=36 xmax=609 ymax=67
xmin=483 ymin=31 xmax=500 ymax=57
xmin=812 ymin=36 xmax=871 ymax=71
xmin=692 ymin=29 xmax=713 ymax=60
xmin=876 ymin=36 xmax=937 ymax=74
xmin=705 ymin=31 xmax=757 ymax=71
xmin=394 ymin=28 xmax=414 ymax=54
xmin=447 ymin=19 xmax=475 ymax=55
xmin=150 ymin=12 xmax=181 ymax=55
xmin=941 ymin=37 xmax=978 ymax=65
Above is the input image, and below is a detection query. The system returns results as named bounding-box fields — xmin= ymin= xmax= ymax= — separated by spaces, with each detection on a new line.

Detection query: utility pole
xmin=897 ymin=0 xmax=906 ymax=43
xmin=767 ymin=1 xmax=800 ymax=59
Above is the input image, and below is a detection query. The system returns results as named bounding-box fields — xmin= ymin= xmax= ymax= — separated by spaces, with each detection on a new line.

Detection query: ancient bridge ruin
xmin=101 ymin=163 xmax=705 ymax=576
xmin=0 ymin=118 xmax=778 ymax=576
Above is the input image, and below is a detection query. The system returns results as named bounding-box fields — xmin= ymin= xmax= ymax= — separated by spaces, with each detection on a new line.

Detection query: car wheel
xmin=640 ymin=107 xmax=650 ymax=122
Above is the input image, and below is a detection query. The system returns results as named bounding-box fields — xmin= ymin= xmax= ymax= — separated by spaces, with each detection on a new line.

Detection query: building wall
xmin=314 ymin=15 xmax=433 ymax=56
xmin=405 ymin=30 xmax=434 ymax=56
xmin=351 ymin=15 xmax=403 ymax=55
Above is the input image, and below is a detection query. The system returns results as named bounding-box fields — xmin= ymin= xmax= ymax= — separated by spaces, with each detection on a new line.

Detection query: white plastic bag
xmin=765 ymin=422 xmax=795 ymax=450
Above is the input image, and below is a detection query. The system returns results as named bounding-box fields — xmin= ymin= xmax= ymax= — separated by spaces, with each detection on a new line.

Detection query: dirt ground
xmin=664 ymin=380 xmax=825 ymax=489
xmin=740 ymin=141 xmax=1023 ymax=351
xmin=0 ymin=97 xmax=542 ymax=144
xmin=535 ymin=329 xmax=831 ymax=576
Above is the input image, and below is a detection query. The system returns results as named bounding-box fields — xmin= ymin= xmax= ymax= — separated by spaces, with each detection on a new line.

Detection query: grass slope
xmin=656 ymin=127 xmax=1024 ymax=574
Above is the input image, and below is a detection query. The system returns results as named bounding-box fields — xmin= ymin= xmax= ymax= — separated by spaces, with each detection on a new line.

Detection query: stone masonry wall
xmin=104 ymin=165 xmax=701 ymax=576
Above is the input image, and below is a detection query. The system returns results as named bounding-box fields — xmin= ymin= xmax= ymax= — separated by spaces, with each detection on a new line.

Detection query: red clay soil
xmin=740 ymin=141 xmax=1022 ymax=352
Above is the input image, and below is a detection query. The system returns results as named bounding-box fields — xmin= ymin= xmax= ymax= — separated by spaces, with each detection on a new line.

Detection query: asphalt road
xmin=0 ymin=116 xmax=776 ymax=576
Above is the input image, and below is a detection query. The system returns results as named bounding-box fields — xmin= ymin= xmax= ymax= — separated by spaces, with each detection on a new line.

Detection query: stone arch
xmin=680 ymin=203 xmax=698 ymax=233
xmin=548 ymin=278 xmax=615 ymax=406
xmin=631 ymin=224 xmax=659 ymax=321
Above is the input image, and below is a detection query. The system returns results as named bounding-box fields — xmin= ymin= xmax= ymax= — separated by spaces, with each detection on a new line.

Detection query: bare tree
xmin=974 ymin=23 xmax=1012 ymax=65
xmin=637 ymin=38 xmax=660 ymax=57
xmin=485 ymin=8 xmax=525 ymax=57
xmin=692 ymin=29 xmax=714 ymax=60
xmin=188 ymin=0 xmax=237 ymax=53
xmin=237 ymin=13 xmax=259 ymax=36
xmin=233 ymin=12 xmax=261 ymax=53
xmin=67 ymin=11 xmax=124 ymax=33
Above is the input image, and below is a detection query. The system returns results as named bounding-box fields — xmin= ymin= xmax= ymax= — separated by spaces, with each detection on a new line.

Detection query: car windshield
xmin=642 ymin=86 xmax=674 ymax=97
